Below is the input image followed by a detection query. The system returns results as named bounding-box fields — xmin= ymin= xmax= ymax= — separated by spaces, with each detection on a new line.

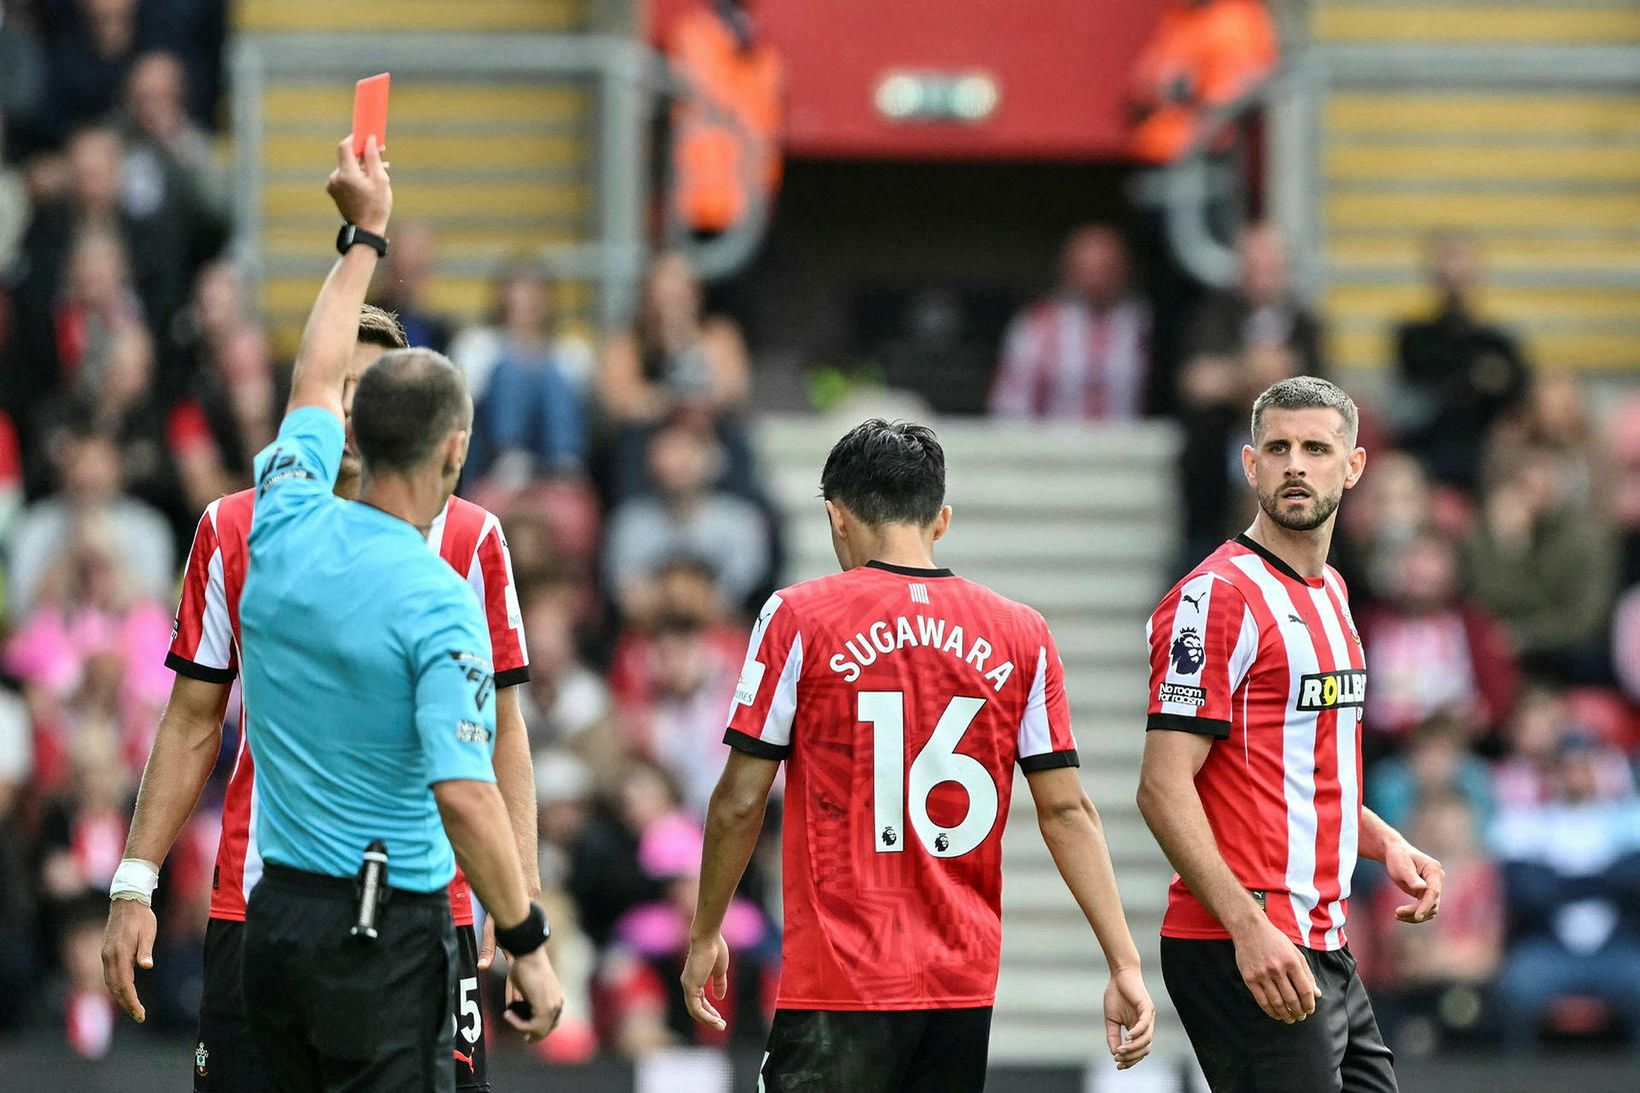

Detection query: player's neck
xmin=1243 ymin=514 xmax=1333 ymax=580
xmin=855 ymin=527 xmax=939 ymax=572
xmin=359 ymin=474 xmax=448 ymax=535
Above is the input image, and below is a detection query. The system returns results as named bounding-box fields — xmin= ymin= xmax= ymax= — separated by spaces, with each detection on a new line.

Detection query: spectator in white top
xmin=8 ymin=426 xmax=172 ymax=619
xmin=988 ymin=225 xmax=1150 ymax=421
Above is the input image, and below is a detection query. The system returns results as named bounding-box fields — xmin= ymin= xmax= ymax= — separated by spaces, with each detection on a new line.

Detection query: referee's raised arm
xmin=287 ymin=134 xmax=393 ymax=420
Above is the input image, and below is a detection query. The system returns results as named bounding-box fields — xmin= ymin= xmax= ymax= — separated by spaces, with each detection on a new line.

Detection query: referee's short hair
xmin=821 ymin=419 xmax=946 ymax=527
xmin=352 ymin=348 xmax=471 ymax=474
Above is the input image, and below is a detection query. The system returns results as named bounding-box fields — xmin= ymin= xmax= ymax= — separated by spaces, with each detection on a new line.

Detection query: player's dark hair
xmin=821 ymin=419 xmax=946 ymax=527
xmin=356 ymin=304 xmax=409 ymax=350
xmin=352 ymin=348 xmax=469 ymax=474
xmin=1250 ymin=376 xmax=1359 ymax=445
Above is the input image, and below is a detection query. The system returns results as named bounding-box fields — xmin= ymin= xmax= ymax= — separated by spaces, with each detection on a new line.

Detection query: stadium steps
xmin=756 ymin=415 xmax=1186 ymax=1065
xmin=232 ymin=2 xmax=597 ymax=354
xmin=1313 ymin=1 xmax=1640 ymax=373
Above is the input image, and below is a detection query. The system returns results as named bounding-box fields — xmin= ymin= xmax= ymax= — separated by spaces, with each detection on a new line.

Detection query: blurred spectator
xmin=0 ymin=3 xmax=47 ymax=147
xmin=38 ymin=320 xmax=189 ymax=539
xmin=1491 ymin=734 xmax=1640 ymax=1053
xmin=454 ymin=259 xmax=592 ymax=483
xmin=1390 ymin=230 xmax=1532 ymax=491
xmin=1182 ymin=222 xmax=1322 ymax=379
xmin=370 ymin=220 xmax=453 ymax=354
xmin=618 ymin=611 xmax=744 ymax=818
xmin=1333 ymin=449 xmax=1441 ymax=609
xmin=1361 ymin=532 xmax=1519 ymax=746
xmin=603 ymin=812 xmax=773 ymax=1052
xmin=1128 ymin=0 xmax=1279 ymax=166
xmin=169 ymin=257 xmax=250 ymax=390
xmin=1364 ymin=787 xmax=1504 ymax=1055
xmin=5 ymin=520 xmax=173 ymax=776
xmin=1463 ymin=444 xmax=1617 ymax=679
xmin=608 ymin=554 xmax=748 ymax=711
xmin=1368 ymin=714 xmax=1496 ymax=835
xmin=1487 ymin=373 xmax=1607 ymax=515
xmin=603 ymin=420 xmax=771 ymax=617
xmin=530 ymin=750 xmax=602 ymax=1063
xmin=517 ymin=583 xmax=621 ymax=780
xmin=988 ymin=225 xmax=1150 ymax=422
xmin=663 ymin=0 xmax=784 ymax=238
xmin=46 ymin=224 xmax=144 ymax=393
xmin=8 ymin=425 xmax=172 ymax=619
xmin=1493 ymin=686 xmax=1634 ymax=811
xmin=57 ymin=895 xmax=117 ymax=1057
xmin=566 ymin=762 xmax=675 ymax=951
xmin=40 ymin=0 xmax=143 ymax=140
xmin=171 ymin=322 xmax=282 ymax=498
xmin=117 ymin=49 xmax=226 ymax=281
xmin=599 ymin=251 xmax=755 ymax=499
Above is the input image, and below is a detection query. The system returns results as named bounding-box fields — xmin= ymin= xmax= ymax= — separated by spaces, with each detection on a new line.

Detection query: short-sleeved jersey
xmin=211 ymin=408 xmax=495 ymax=894
xmin=727 ymin=561 xmax=1079 ymax=1010
xmin=170 ymin=479 xmax=528 ymax=921
xmin=1145 ymin=534 xmax=1367 ymax=950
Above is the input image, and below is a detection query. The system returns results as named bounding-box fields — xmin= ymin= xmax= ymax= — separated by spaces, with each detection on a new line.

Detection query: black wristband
xmin=494 ymin=902 xmax=549 ymax=958
xmin=336 ymin=222 xmax=388 ymax=257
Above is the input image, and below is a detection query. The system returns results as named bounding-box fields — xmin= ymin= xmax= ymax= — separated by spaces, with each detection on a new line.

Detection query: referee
xmin=235 ymin=137 xmax=562 ymax=1091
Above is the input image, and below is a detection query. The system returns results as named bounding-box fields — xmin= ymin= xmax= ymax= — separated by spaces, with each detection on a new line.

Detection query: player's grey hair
xmin=1250 ymin=376 xmax=1359 ymax=445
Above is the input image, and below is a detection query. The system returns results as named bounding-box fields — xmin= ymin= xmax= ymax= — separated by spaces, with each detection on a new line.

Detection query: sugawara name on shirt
xmin=827 ymin=612 xmax=1015 ymax=691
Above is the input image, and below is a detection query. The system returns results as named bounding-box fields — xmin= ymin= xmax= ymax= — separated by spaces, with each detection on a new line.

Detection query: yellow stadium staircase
xmin=229 ymin=0 xmax=641 ymax=354
xmin=1312 ymin=0 xmax=1640 ymax=376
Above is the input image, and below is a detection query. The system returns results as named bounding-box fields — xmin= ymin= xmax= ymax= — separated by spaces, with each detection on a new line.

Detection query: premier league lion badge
xmin=1170 ymin=628 xmax=1205 ymax=675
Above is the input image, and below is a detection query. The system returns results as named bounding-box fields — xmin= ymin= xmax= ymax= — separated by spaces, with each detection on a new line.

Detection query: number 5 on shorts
xmin=457 ymin=976 xmax=481 ymax=1044
xmin=861 ymin=691 xmax=998 ymax=858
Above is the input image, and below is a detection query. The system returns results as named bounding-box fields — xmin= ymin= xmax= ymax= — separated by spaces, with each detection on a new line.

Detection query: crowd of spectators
xmin=989 ymin=216 xmax=1640 ymax=1057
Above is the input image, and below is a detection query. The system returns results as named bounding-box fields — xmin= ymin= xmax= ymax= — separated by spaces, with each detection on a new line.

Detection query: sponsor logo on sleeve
xmin=1157 ymin=681 xmax=1207 ymax=708
xmin=456 ymin=720 xmax=491 ymax=744
xmin=733 ymin=658 xmax=766 ymax=708
xmin=256 ymin=450 xmax=316 ymax=496
xmin=1296 ymin=669 xmax=1366 ymax=711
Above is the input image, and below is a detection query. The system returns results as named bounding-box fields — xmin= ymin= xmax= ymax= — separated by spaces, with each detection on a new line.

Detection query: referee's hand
xmin=503 ymin=948 xmax=565 ymax=1042
xmin=102 ymin=898 xmax=157 ymax=1023
xmin=1234 ymin=918 xmax=1321 ymax=1024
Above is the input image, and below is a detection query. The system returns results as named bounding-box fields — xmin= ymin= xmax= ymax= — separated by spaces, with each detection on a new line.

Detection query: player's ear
xmin=930 ymin=505 xmax=952 ymax=543
xmin=1345 ymin=445 xmax=1367 ymax=489
xmin=825 ymin=499 xmax=847 ymax=537
xmin=1240 ymin=443 xmax=1258 ymax=486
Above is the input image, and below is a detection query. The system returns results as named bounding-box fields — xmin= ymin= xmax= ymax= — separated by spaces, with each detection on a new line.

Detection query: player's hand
xmin=1103 ymin=966 xmax=1155 ymax=1069
xmin=502 ymin=947 xmax=565 ymax=1042
xmin=681 ymin=931 xmax=730 ymax=1031
xmin=1233 ymin=917 xmax=1321 ymax=1024
xmin=477 ymin=915 xmax=497 ymax=971
xmin=327 ymin=134 xmax=391 ymax=236
xmin=101 ymin=898 xmax=157 ymax=1023
xmin=1386 ymin=840 xmax=1443 ymax=924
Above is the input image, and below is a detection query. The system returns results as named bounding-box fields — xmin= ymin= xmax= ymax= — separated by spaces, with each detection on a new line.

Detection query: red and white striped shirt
xmin=1145 ymin=535 xmax=1366 ymax=951
xmin=167 ymin=490 xmax=529 ymax=926
xmin=988 ymin=296 xmax=1150 ymax=421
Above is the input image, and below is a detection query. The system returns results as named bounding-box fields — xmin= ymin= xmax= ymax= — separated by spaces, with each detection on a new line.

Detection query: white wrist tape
xmin=110 ymin=858 xmax=160 ymax=906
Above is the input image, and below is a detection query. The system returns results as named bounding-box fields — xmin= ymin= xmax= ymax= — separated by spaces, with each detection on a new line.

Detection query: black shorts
xmin=759 ymin=1006 xmax=992 ymax=1093
xmin=241 ymin=864 xmax=458 ymax=1093
xmin=197 ymin=915 xmax=490 ymax=1092
xmin=1161 ymin=938 xmax=1397 ymax=1093
xmin=195 ymin=917 xmax=270 ymax=1093
xmin=450 ymin=920 xmax=491 ymax=1092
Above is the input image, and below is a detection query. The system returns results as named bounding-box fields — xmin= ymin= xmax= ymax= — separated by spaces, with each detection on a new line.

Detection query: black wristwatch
xmin=336 ymin=222 xmax=388 ymax=257
xmin=494 ymin=902 xmax=550 ymax=957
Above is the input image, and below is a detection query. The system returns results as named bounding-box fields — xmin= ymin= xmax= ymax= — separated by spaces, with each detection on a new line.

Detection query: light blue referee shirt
xmin=239 ymin=406 xmax=496 ymax=893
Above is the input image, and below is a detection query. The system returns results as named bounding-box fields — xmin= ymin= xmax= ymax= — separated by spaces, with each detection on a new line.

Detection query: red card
xmin=351 ymin=73 xmax=391 ymax=158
